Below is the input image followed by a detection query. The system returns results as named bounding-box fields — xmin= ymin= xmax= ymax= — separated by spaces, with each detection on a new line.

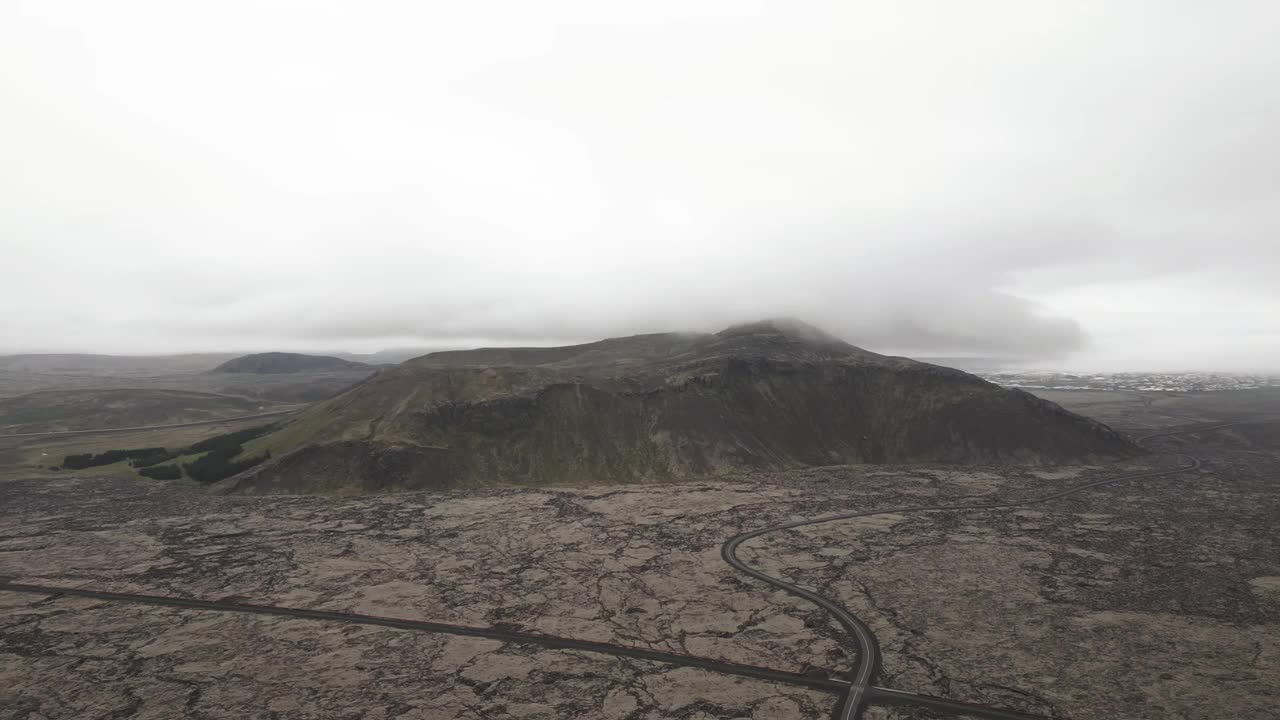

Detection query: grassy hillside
xmin=221 ymin=321 xmax=1138 ymax=495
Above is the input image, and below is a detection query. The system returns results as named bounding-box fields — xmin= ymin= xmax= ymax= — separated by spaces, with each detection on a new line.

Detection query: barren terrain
xmin=2 ymin=391 xmax=1279 ymax=719
xmin=0 ymin=389 xmax=274 ymax=435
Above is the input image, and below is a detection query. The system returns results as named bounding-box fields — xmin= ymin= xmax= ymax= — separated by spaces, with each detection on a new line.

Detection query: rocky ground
xmin=2 ymin=401 xmax=1279 ymax=719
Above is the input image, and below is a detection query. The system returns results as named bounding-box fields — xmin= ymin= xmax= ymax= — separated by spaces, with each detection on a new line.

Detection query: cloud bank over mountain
xmin=2 ymin=2 xmax=1277 ymax=369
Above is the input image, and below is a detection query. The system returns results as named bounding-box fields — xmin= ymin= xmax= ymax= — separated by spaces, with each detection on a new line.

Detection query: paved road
xmin=0 ymin=580 xmax=1054 ymax=719
xmin=721 ymin=423 xmax=1223 ymax=720
xmin=0 ymin=581 xmax=844 ymax=692
xmin=723 ymin=516 xmax=881 ymax=718
xmin=0 ymin=422 xmax=1228 ymax=719
xmin=0 ymin=409 xmax=297 ymax=439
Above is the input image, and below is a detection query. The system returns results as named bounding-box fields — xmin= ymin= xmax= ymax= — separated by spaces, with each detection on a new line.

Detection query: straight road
xmin=1 ymin=422 xmax=1228 ymax=719
xmin=0 ymin=409 xmax=297 ymax=439
xmin=0 ymin=580 xmax=1050 ymax=720
xmin=0 ymin=580 xmax=845 ymax=693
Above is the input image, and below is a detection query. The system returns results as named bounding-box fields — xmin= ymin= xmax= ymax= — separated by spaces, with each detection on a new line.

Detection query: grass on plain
xmin=0 ymin=418 xmax=274 ymax=481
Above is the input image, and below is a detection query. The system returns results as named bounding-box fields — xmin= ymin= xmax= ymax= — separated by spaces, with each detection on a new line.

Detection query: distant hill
xmin=215 ymin=319 xmax=1139 ymax=495
xmin=0 ymin=353 xmax=240 ymax=375
xmin=0 ymin=352 xmax=377 ymax=403
xmin=334 ymin=348 xmax=437 ymax=365
xmin=212 ymin=352 xmax=375 ymax=374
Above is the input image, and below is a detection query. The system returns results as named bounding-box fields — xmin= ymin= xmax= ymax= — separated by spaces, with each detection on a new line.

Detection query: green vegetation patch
xmin=63 ymin=447 xmax=171 ymax=470
xmin=137 ymin=464 xmax=182 ymax=480
xmin=56 ymin=423 xmax=279 ymax=483
xmin=182 ymin=446 xmax=270 ymax=483
xmin=173 ymin=424 xmax=277 ymax=483
xmin=186 ymin=424 xmax=277 ymax=454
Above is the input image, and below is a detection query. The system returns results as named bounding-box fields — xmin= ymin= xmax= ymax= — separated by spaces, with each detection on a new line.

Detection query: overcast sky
xmin=2 ymin=1 xmax=1277 ymax=370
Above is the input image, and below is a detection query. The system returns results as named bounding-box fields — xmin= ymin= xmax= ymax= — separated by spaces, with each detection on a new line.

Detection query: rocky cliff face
xmin=216 ymin=320 xmax=1138 ymax=494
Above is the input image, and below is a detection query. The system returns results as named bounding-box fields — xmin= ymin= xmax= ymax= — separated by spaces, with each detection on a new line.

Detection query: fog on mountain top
xmin=1 ymin=2 xmax=1278 ymax=370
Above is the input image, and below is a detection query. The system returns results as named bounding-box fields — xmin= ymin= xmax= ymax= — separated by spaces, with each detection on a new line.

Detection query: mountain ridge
xmin=212 ymin=352 xmax=375 ymax=375
xmin=216 ymin=319 xmax=1138 ymax=494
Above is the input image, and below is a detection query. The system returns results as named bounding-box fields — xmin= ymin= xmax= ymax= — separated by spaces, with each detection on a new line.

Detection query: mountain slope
xmin=218 ymin=320 xmax=1138 ymax=494
xmin=212 ymin=352 xmax=374 ymax=374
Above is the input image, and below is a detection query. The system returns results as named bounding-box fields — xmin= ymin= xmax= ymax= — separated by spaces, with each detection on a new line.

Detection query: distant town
xmin=976 ymin=371 xmax=1280 ymax=393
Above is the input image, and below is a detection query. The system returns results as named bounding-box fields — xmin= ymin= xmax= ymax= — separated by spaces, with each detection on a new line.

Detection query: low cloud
xmin=1 ymin=2 xmax=1277 ymax=369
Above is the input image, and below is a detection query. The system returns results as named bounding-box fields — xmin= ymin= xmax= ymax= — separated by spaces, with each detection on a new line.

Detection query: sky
xmin=2 ymin=1 xmax=1277 ymax=370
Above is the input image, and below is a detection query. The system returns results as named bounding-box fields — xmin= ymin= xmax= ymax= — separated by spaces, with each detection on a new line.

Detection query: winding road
xmin=721 ymin=424 xmax=1224 ymax=720
xmin=0 ymin=422 xmax=1226 ymax=719
xmin=0 ymin=580 xmax=1048 ymax=720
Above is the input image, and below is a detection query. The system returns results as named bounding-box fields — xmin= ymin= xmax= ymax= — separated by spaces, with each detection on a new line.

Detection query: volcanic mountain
xmin=216 ymin=320 xmax=1138 ymax=494
xmin=212 ymin=352 xmax=374 ymax=374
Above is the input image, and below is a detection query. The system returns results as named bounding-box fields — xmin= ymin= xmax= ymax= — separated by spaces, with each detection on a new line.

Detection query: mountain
xmin=215 ymin=319 xmax=1139 ymax=494
xmin=212 ymin=352 xmax=375 ymax=374
xmin=0 ymin=353 xmax=240 ymax=375
xmin=333 ymin=348 xmax=438 ymax=365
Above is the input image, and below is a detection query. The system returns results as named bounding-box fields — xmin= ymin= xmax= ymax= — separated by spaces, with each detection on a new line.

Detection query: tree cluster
xmin=137 ymin=464 xmax=182 ymax=480
xmin=182 ymin=447 xmax=271 ymax=483
xmin=63 ymin=447 xmax=170 ymax=470
xmin=61 ymin=423 xmax=278 ymax=482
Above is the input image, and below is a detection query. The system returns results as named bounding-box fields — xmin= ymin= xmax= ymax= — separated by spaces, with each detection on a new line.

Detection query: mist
xmin=2 ymin=2 xmax=1278 ymax=370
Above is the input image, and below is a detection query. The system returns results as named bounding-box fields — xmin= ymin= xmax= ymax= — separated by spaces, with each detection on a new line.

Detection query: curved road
xmin=722 ymin=424 xmax=1225 ymax=720
xmin=0 ymin=422 xmax=1227 ymax=719
xmin=0 ymin=580 xmax=1053 ymax=720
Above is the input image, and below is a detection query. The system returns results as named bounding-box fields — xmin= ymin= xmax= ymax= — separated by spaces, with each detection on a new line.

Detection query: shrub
xmin=130 ymin=450 xmax=177 ymax=468
xmin=63 ymin=424 xmax=278 ymax=481
xmin=64 ymin=447 xmax=170 ymax=470
xmin=182 ymin=447 xmax=270 ymax=484
xmin=138 ymin=464 xmax=182 ymax=480
xmin=186 ymin=425 xmax=276 ymax=455
xmin=62 ymin=453 xmax=93 ymax=469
